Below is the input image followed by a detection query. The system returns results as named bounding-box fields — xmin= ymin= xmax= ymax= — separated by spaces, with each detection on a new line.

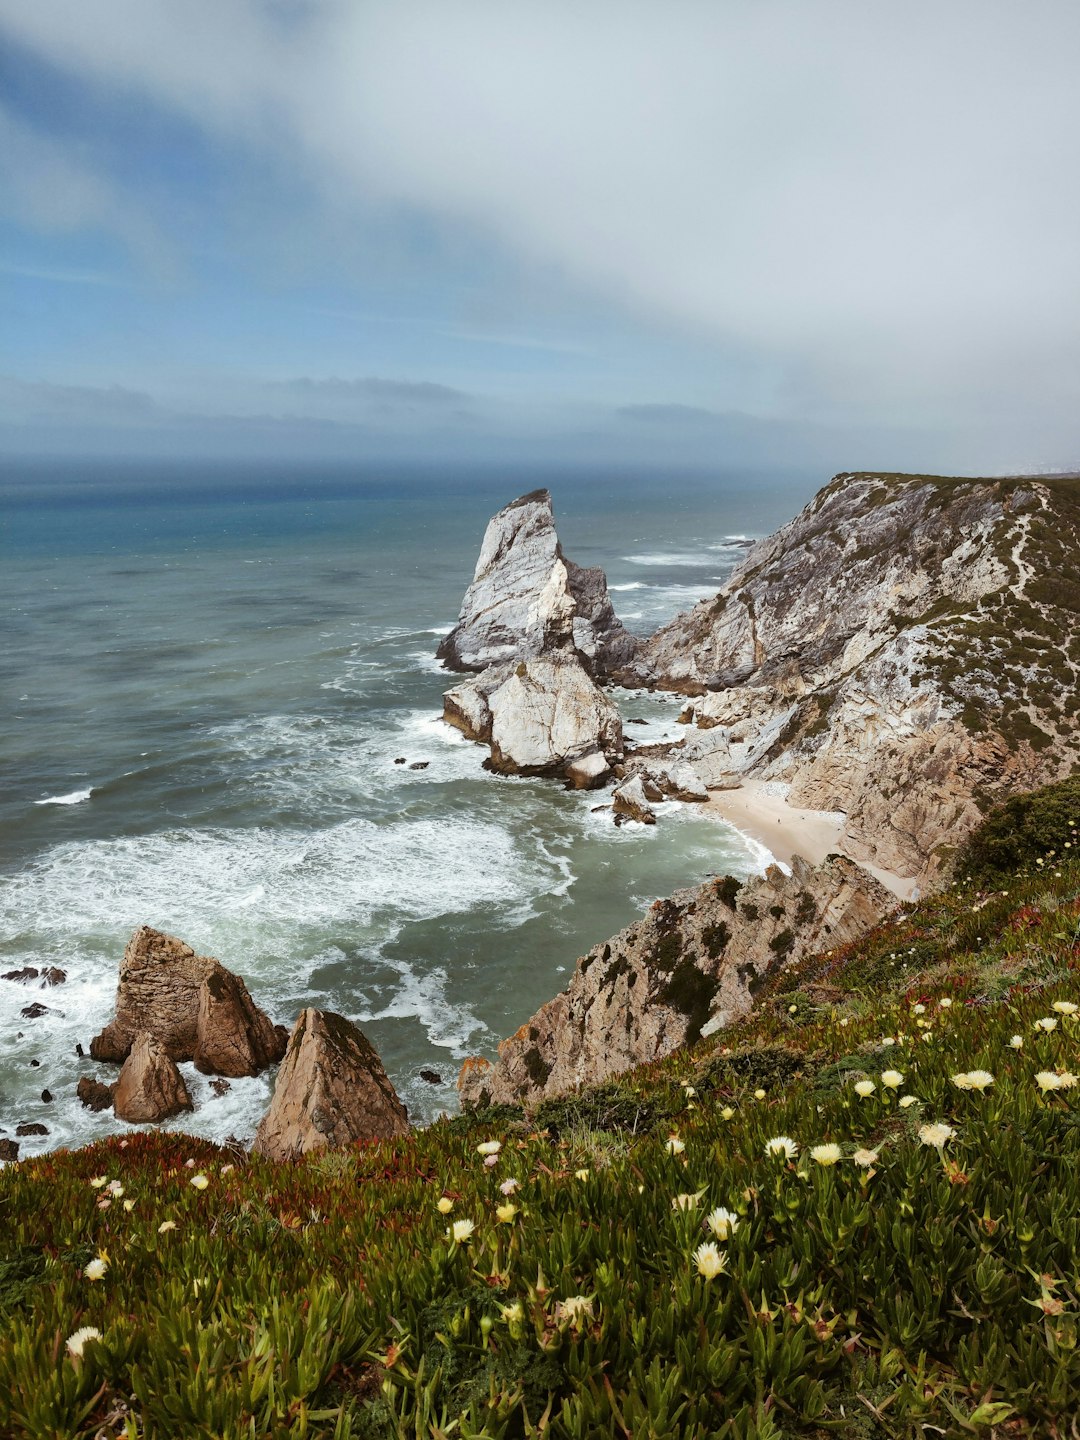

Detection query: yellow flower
xmin=854 ymin=1079 xmax=876 ymax=1097
xmin=764 ymin=1135 xmax=798 ymax=1159
xmin=1052 ymin=1001 xmax=1078 ymax=1015
xmin=811 ymin=1143 xmax=842 ymax=1166
xmin=753 ymin=1088 xmax=766 ymax=1100
xmin=499 ymin=1301 xmax=524 ymax=1324
xmin=157 ymin=1220 xmax=177 ymax=1233
xmin=671 ymin=1191 xmax=702 ymax=1211
xmin=88 ymin=1176 xmax=107 ymax=1189
xmin=495 ymin=1202 xmax=519 ymax=1223
xmin=1035 ymin=1017 xmax=1058 ymax=1032
xmin=898 ymin=1095 xmax=918 ymax=1108
xmin=449 ymin=1219 xmax=475 ymax=1244
xmin=918 ymin=1122 xmax=956 ymax=1148
xmin=437 ymin=1196 xmax=454 ymax=1214
xmin=190 ymin=1174 xmax=209 ymax=1190
xmin=66 ymin=1326 xmax=102 ymax=1358
xmin=123 ymin=1199 xmax=136 ymax=1213
xmin=720 ymin=1107 xmax=735 ymax=1120
xmin=575 ymin=1168 xmax=590 ymax=1182
xmin=476 ymin=1140 xmax=502 ymax=1156
xmin=881 ymin=1070 xmax=903 ymax=1088
xmin=693 ymin=1242 xmax=728 ymax=1280
xmin=83 ymin=1255 xmax=108 ymax=1282
xmin=706 ymin=1206 xmax=739 ymax=1240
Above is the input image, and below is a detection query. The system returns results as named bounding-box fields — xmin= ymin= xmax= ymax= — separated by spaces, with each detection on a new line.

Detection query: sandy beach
xmin=705 ymin=780 xmax=918 ymax=901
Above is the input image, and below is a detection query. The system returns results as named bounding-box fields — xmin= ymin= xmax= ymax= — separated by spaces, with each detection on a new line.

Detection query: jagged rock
xmin=40 ymin=1090 xmax=52 ymax=1104
xmin=77 ymin=1076 xmax=116 ymax=1112
xmin=253 ymin=1009 xmax=409 ymax=1162
xmin=628 ymin=473 xmax=1080 ymax=882
xmin=90 ymin=926 xmax=285 ymax=1076
xmin=420 ymin=1068 xmax=443 ymax=1085
xmin=113 ymin=1033 xmax=194 ymax=1124
xmin=436 ymin=489 xmax=636 ymax=677
xmin=409 ymin=760 xmax=429 ymax=770
xmin=459 ymin=855 xmax=892 ymax=1108
xmin=193 ymin=967 xmax=288 ymax=1078
xmin=612 ymin=776 xmax=657 ymax=825
xmin=0 ymin=1139 xmax=18 ymax=1162
xmin=209 ymin=1078 xmax=232 ymax=1097
xmin=16 ymin=1123 xmax=48 ymax=1137
xmin=20 ymin=1003 xmax=49 ymax=1019
xmin=564 ymin=751 xmax=612 ymax=790
xmin=3 ymin=967 xmax=38 ymax=983
xmin=41 ymin=968 xmax=66 ymax=987
xmin=663 ymin=763 xmax=709 ymax=802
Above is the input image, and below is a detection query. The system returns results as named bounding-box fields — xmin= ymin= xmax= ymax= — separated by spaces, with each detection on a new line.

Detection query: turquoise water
xmin=0 ymin=460 xmax=819 ymax=1154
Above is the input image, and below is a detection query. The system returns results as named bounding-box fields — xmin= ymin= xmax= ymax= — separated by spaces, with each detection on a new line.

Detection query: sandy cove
xmin=705 ymin=780 xmax=919 ymax=902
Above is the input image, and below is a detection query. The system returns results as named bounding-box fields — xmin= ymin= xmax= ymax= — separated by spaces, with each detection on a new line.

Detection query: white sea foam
xmin=609 ymin=581 xmax=646 ymax=591
xmin=33 ymin=787 xmax=94 ymax=806
xmin=624 ymin=551 xmax=721 ymax=567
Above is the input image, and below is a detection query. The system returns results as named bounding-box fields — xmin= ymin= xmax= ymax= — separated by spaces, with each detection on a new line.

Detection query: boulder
xmin=487 ymin=656 xmax=623 ymax=776
xmin=2 ymin=967 xmax=39 ymax=983
xmin=90 ymin=926 xmax=285 ymax=1076
xmin=436 ymin=489 xmax=636 ymax=678
xmin=663 ymin=762 xmax=709 ymax=802
xmin=564 ymin=751 xmax=612 ymax=790
xmin=252 ymin=1009 xmax=409 ymax=1162
xmin=0 ymin=1139 xmax=18 ymax=1162
xmin=77 ymin=1076 xmax=116 ymax=1113
xmin=113 ymin=1032 xmax=194 ymax=1124
xmin=611 ymin=775 xmax=657 ymax=825
xmin=15 ymin=1123 xmax=48 ymax=1137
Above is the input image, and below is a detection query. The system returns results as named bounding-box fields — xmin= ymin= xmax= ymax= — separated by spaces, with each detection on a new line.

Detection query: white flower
xmin=1036 ymin=1070 xmax=1063 ymax=1093
xmin=854 ymin=1080 xmax=876 ymax=1097
xmin=1058 ymin=1071 xmax=1078 ymax=1089
xmin=106 ymin=1180 xmax=124 ymax=1197
xmin=476 ymin=1140 xmax=502 ymax=1156
xmin=1009 ymin=1035 xmax=1024 ymax=1049
xmin=954 ymin=1070 xmax=994 ymax=1092
xmin=938 ymin=997 xmax=953 ymax=1009
xmin=556 ymin=1295 xmax=594 ymax=1323
xmin=764 ymin=1136 xmax=798 ymax=1160
xmin=449 ymin=1219 xmax=475 ymax=1244
xmin=122 ymin=1199 xmax=135 ymax=1213
xmin=811 ymin=1143 xmax=842 ymax=1166
xmin=66 ymin=1326 xmax=102 ymax=1358
xmin=157 ymin=1220 xmax=177 ymax=1233
xmin=499 ymin=1177 xmax=520 ymax=1196
xmin=671 ymin=1192 xmax=701 ymax=1211
xmin=918 ymin=1122 xmax=956 ymax=1148
xmin=911 ymin=1004 xmax=926 ymax=1015
xmin=852 ymin=1148 xmax=879 ymax=1168
xmin=437 ymin=1196 xmax=454 ymax=1214
xmin=1036 ymin=1017 xmax=1058 ymax=1032
xmin=693 ymin=1242 xmax=728 ymax=1280
xmin=666 ymin=1135 xmax=685 ymax=1155
xmin=898 ymin=1095 xmax=918 ymax=1108
xmin=88 ymin=1176 xmax=107 ymax=1189
xmin=83 ymin=1256 xmax=108 ymax=1282
xmin=190 ymin=1174 xmax=209 ymax=1191
xmin=499 ymin=1301 xmax=524 ymax=1324
xmin=1052 ymin=1001 xmax=1078 ymax=1016
xmin=706 ymin=1206 xmax=739 ymax=1241
xmin=881 ymin=1070 xmax=903 ymax=1089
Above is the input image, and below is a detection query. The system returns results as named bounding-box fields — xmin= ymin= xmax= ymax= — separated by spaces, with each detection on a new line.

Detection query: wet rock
xmin=16 ymin=1123 xmax=48 ymax=1137
xmin=253 ymin=1008 xmax=409 ymax=1162
xmin=20 ymin=1003 xmax=50 ymax=1020
xmin=29 ymin=1058 xmax=40 ymax=1068
xmin=209 ymin=1077 xmax=232 ymax=1097
xmin=40 ymin=1090 xmax=52 ymax=1104
xmin=75 ymin=1043 xmax=84 ymax=1057
xmin=409 ymin=760 xmax=429 ymax=770
xmin=77 ymin=1076 xmax=117 ymax=1112
xmin=419 ymin=1068 xmax=443 ymax=1085
xmin=611 ymin=776 xmax=656 ymax=825
xmin=393 ymin=757 xmax=406 ymax=764
xmin=113 ymin=1032 xmax=194 ymax=1124
xmin=90 ymin=926 xmax=285 ymax=1076
xmin=0 ymin=1139 xmax=19 ymax=1162
xmin=3 ymin=967 xmax=39 ymax=983
xmin=41 ymin=968 xmax=66 ymax=987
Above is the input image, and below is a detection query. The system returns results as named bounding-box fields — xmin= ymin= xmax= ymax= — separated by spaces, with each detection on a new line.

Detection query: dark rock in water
xmin=393 ymin=757 xmax=406 ymax=764
xmin=419 ymin=1068 xmax=443 ymax=1085
xmin=16 ymin=1123 xmax=47 ymax=1137
xmin=3 ymin=967 xmax=39 ymax=983
xmin=0 ymin=1139 xmax=19 ymax=1162
xmin=91 ymin=925 xmax=285 ymax=1077
xmin=209 ymin=1077 xmax=231 ymax=1097
xmin=40 ymin=1090 xmax=52 ymax=1104
xmin=78 ymin=1076 xmax=116 ymax=1112
xmin=41 ymin=968 xmax=66 ymax=987
xmin=20 ymin=1003 xmax=50 ymax=1019
xmin=29 ymin=1058 xmax=40 ymax=1068
xmin=114 ymin=1032 xmax=194 ymax=1124
xmin=75 ymin=1043 xmax=84 ymax=1057
xmin=409 ymin=760 xmax=430 ymax=770
xmin=253 ymin=1008 xmax=409 ymax=1161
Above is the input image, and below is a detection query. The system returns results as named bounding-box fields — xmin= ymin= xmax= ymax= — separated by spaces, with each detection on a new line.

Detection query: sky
xmin=1 ymin=1 xmax=1079 ymax=473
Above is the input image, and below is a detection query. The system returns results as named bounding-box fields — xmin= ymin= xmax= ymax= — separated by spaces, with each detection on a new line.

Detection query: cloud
xmin=275 ymin=377 xmax=468 ymax=406
xmin=0 ymin=2 xmax=1078 ymax=441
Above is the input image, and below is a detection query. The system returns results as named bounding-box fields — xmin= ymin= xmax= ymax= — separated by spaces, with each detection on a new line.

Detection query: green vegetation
xmin=3 ymin=794 xmax=1080 ymax=1435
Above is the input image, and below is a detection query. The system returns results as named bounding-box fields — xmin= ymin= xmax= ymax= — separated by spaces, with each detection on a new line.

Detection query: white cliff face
xmin=436 ymin=489 xmax=636 ymax=677
xmin=632 ymin=473 xmax=1080 ymax=881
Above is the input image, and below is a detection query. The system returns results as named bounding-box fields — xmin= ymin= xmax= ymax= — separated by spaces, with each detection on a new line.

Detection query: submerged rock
xmin=113 ymin=1032 xmax=194 ymax=1124
xmin=252 ymin=1009 xmax=409 ymax=1162
xmin=90 ymin=926 xmax=285 ymax=1076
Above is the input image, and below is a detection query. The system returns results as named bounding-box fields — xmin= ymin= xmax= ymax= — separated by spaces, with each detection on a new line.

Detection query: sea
xmin=0 ymin=459 xmax=819 ymax=1158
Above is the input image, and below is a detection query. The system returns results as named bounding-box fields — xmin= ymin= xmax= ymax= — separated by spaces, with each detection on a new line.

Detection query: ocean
xmin=0 ymin=459 xmax=819 ymax=1157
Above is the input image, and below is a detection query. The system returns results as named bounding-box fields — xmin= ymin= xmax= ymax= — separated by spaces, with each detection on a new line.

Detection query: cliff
xmin=630 ymin=472 xmax=1080 ymax=881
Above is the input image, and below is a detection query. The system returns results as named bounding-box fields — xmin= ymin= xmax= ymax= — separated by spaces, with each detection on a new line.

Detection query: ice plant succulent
xmin=449 ymin=1219 xmax=475 ymax=1244
xmin=706 ymin=1206 xmax=739 ymax=1241
xmin=694 ymin=1242 xmax=727 ymax=1280
xmin=65 ymin=1327 xmax=102 ymax=1359
xmin=810 ymin=1143 xmax=842 ymax=1166
xmin=881 ymin=1070 xmax=904 ymax=1088
xmin=764 ymin=1136 xmax=798 ymax=1159
xmin=854 ymin=1079 xmax=876 ymax=1097
xmin=918 ymin=1122 xmax=956 ymax=1148
xmin=83 ymin=1255 xmax=108 ymax=1282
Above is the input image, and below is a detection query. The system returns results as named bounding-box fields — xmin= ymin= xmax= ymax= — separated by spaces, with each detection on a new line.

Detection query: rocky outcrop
xmin=77 ymin=1076 xmax=116 ymax=1112
xmin=628 ymin=473 xmax=1080 ymax=881
xmin=611 ymin=776 xmax=656 ymax=825
xmin=90 ymin=926 xmax=285 ymax=1076
xmin=459 ymin=854 xmax=892 ymax=1108
xmin=444 ymin=654 xmax=623 ymax=782
xmin=437 ymin=489 xmax=636 ymax=678
xmin=113 ymin=1033 xmax=193 ymax=1124
xmin=253 ymin=1009 xmax=409 ymax=1161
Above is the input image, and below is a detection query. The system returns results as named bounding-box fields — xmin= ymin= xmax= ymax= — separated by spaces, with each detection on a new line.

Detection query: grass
xmin=3 ymin=799 xmax=1080 ymax=1435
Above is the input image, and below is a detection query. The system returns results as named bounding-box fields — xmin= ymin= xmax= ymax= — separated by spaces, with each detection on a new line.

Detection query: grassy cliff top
xmin=2 ymin=783 xmax=1080 ymax=1438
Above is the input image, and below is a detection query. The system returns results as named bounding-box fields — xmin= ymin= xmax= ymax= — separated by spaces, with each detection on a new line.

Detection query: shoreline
xmin=704 ymin=779 xmax=919 ymax=902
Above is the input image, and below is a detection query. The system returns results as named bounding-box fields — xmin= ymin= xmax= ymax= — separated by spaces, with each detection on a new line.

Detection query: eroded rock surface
xmin=437 ymin=489 xmax=636 ymax=677
xmin=253 ymin=1008 xmax=409 ymax=1162
xmin=611 ymin=775 xmax=656 ymax=825
xmin=459 ymin=855 xmax=891 ymax=1108
xmin=90 ymin=926 xmax=285 ymax=1076
xmin=113 ymin=1032 xmax=194 ymax=1124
